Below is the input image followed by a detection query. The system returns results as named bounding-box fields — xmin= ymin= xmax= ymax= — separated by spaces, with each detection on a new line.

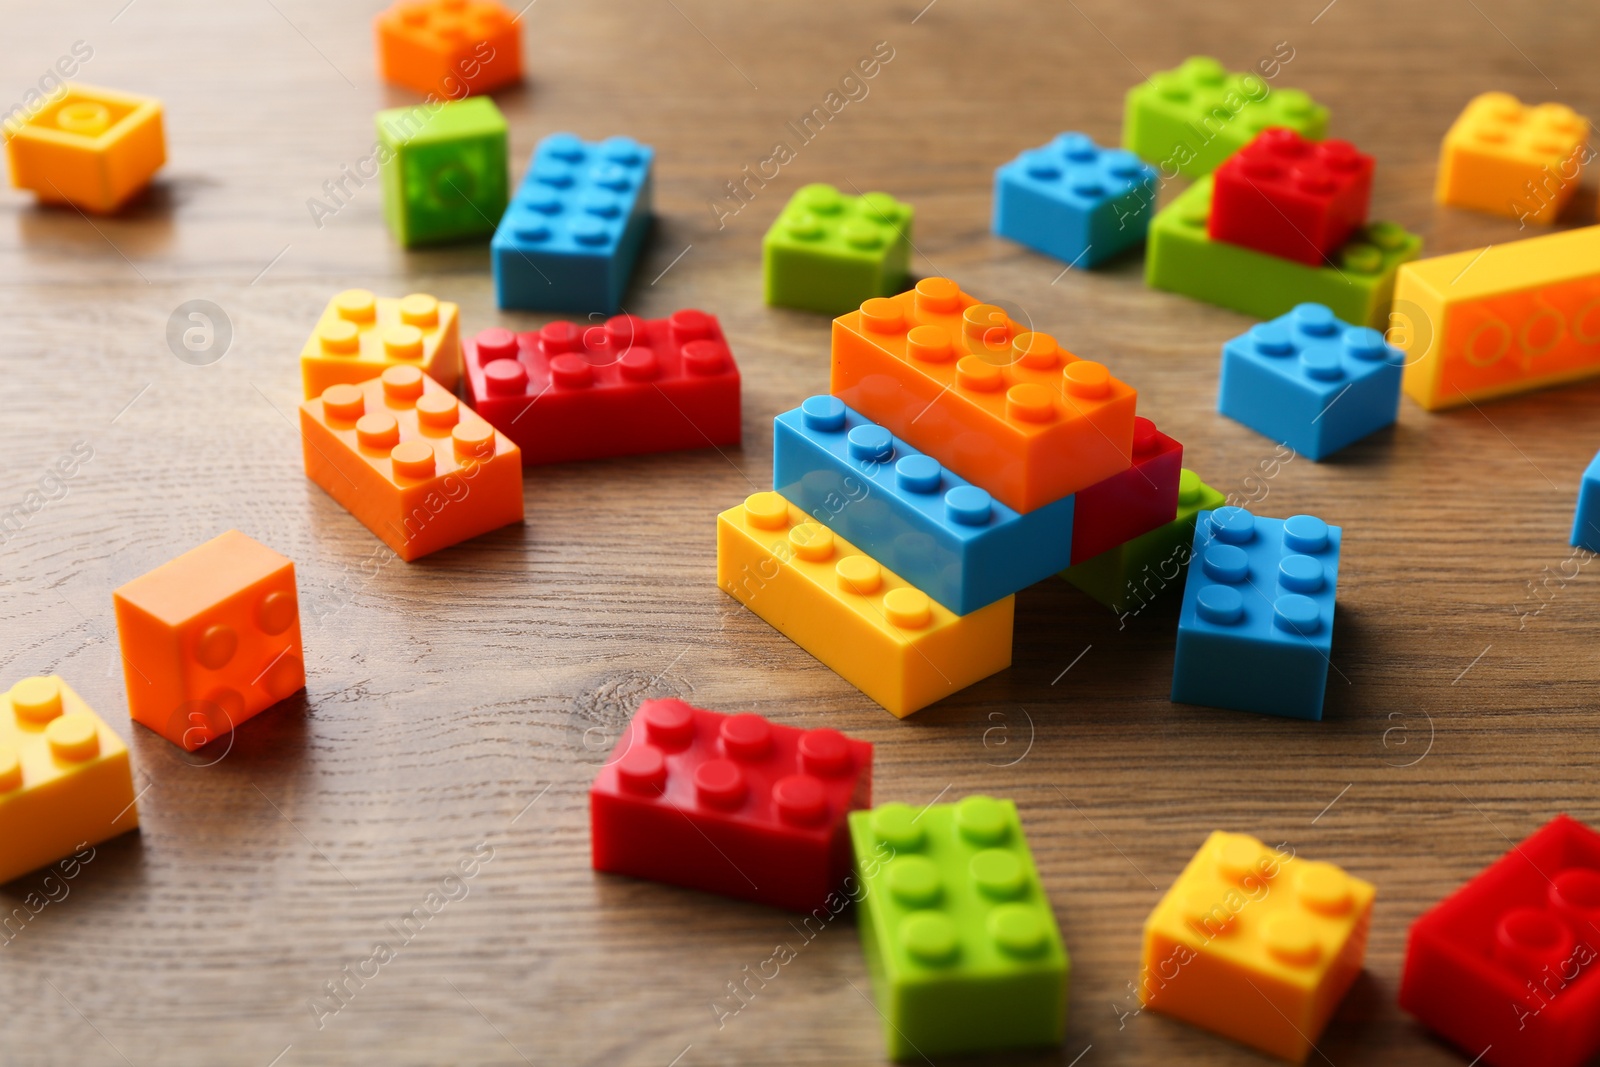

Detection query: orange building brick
xmin=0 ymin=675 xmax=139 ymax=883
xmin=5 ymin=83 xmax=165 ymax=213
xmin=1394 ymin=225 xmax=1600 ymax=410
xmin=1436 ymin=92 xmax=1589 ymax=225
xmin=300 ymin=365 xmax=523 ymax=561
xmin=300 ymin=289 xmax=461 ymax=399
xmin=831 ymin=278 xmax=1136 ymax=512
xmin=375 ymin=0 xmax=523 ymax=99
xmin=113 ymin=531 xmax=306 ymax=750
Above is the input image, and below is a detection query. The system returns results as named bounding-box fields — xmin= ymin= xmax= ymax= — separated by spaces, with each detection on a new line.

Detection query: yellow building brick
xmin=717 ymin=492 xmax=1012 ymax=717
xmin=1140 ymin=831 xmax=1374 ymax=1063
xmin=5 ymin=84 xmax=165 ymax=213
xmin=300 ymin=289 xmax=461 ymax=398
xmin=1392 ymin=225 xmax=1600 ymax=410
xmin=0 ymin=676 xmax=139 ymax=884
xmin=1436 ymin=92 xmax=1588 ymax=224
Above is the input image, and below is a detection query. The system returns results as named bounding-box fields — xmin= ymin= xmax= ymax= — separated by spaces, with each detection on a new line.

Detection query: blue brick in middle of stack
xmin=772 ymin=395 xmax=1075 ymax=617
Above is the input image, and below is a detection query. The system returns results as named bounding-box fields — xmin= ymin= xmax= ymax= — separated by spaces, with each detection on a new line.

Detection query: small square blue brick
xmin=1571 ymin=450 xmax=1600 ymax=552
xmin=492 ymin=133 xmax=654 ymax=314
xmin=992 ymin=132 xmax=1158 ymax=267
xmin=1172 ymin=507 xmax=1341 ymax=721
xmin=1217 ymin=303 xmax=1403 ymax=462
xmin=774 ymin=396 xmax=1074 ymax=615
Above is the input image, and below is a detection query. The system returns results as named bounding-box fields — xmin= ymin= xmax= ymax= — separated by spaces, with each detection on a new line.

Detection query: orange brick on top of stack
xmin=719 ymin=276 xmax=1174 ymax=718
xmin=831 ymin=278 xmax=1136 ymax=513
xmin=830 ymin=277 xmax=1180 ymax=573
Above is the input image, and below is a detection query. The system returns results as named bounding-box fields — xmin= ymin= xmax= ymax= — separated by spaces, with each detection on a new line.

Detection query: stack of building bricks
xmin=720 ymin=275 xmax=1224 ymax=714
xmin=1132 ymin=73 xmax=1422 ymax=328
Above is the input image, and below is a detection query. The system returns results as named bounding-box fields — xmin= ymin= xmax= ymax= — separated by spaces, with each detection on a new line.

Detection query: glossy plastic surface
xmin=849 ymin=796 xmax=1068 ymax=1059
xmin=717 ymin=492 xmax=1013 ymax=717
xmin=491 ymin=133 xmax=654 ymax=313
xmin=113 ymin=531 xmax=305 ymax=748
xmin=463 ymin=310 xmax=740 ymax=465
xmin=1171 ymin=508 xmax=1341 ymax=720
xmin=299 ymin=366 xmax=523 ymax=561
xmin=590 ymin=699 xmax=872 ymax=912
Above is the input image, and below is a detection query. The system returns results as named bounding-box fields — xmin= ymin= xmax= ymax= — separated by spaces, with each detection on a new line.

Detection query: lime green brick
xmin=377 ymin=97 xmax=508 ymax=248
xmin=1122 ymin=55 xmax=1329 ymax=179
xmin=849 ymin=796 xmax=1067 ymax=1060
xmin=762 ymin=183 xmax=912 ymax=316
xmin=1146 ymin=175 xmax=1421 ymax=328
xmin=1064 ymin=469 xmax=1225 ymax=614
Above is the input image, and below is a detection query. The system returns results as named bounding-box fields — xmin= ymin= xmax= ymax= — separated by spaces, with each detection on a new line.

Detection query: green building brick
xmin=762 ymin=183 xmax=912 ymax=316
xmin=376 ymin=97 xmax=508 ymax=248
xmin=849 ymin=796 xmax=1068 ymax=1060
xmin=1064 ymin=469 xmax=1225 ymax=614
xmin=1123 ymin=56 xmax=1328 ymax=179
xmin=1146 ymin=175 xmax=1421 ymax=328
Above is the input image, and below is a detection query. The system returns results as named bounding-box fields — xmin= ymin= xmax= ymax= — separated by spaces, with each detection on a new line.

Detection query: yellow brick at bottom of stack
xmin=717 ymin=492 xmax=1012 ymax=717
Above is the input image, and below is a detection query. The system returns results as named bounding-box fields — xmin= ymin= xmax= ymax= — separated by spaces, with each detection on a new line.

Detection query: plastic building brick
xmin=992 ymin=133 xmax=1158 ymax=267
xmin=1141 ymin=831 xmax=1374 ymax=1063
xmin=1571 ymin=450 xmax=1600 ymax=552
xmin=848 ymin=796 xmax=1068 ymax=1059
xmin=492 ymin=133 xmax=654 ymax=314
xmin=831 ymin=278 xmax=1137 ymax=512
xmin=1209 ymin=128 xmax=1375 ymax=266
xmin=1218 ymin=303 xmax=1403 ymax=461
xmin=4 ymin=83 xmax=165 ymax=213
xmin=1399 ymin=814 xmax=1600 ymax=1067
xmin=300 ymin=289 xmax=462 ymax=399
xmin=462 ymin=311 xmax=741 ymax=465
xmin=1147 ymin=175 xmax=1420 ymax=329
xmin=113 ymin=531 xmax=306 ymax=750
xmin=1122 ymin=56 xmax=1329 ymax=179
xmin=1171 ymin=508 xmax=1341 ymax=721
xmin=374 ymin=0 xmax=522 ymax=99
xmin=299 ymin=366 xmax=523 ymax=562
xmin=377 ymin=97 xmax=508 ymax=247
xmin=0 ymin=675 xmax=139 ymax=884
xmin=1069 ymin=416 xmax=1182 ymax=566
xmin=590 ymin=698 xmax=872 ymax=913
xmin=1392 ymin=226 xmax=1600 ymax=411
xmin=718 ymin=492 xmax=1013 ymax=717
xmin=763 ymin=183 xmax=913 ymax=316
xmin=1064 ymin=469 xmax=1225 ymax=614
xmin=773 ymin=396 xmax=1074 ymax=616
xmin=1437 ymin=93 xmax=1589 ymax=225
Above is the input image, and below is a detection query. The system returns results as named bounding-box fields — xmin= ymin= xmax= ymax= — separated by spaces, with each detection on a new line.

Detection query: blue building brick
xmin=992 ymin=132 xmax=1158 ymax=267
xmin=774 ymin=396 xmax=1074 ymax=615
xmin=491 ymin=133 xmax=653 ymax=314
xmin=1572 ymin=450 xmax=1600 ymax=551
xmin=1172 ymin=507 xmax=1341 ymax=721
xmin=1217 ymin=303 xmax=1403 ymax=461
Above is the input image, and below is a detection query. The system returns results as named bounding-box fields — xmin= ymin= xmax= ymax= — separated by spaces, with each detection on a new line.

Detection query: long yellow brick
xmin=1393 ymin=225 xmax=1600 ymax=410
xmin=717 ymin=492 xmax=1012 ymax=717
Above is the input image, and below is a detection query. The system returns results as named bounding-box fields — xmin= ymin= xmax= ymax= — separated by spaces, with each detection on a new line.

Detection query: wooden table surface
xmin=3 ymin=0 xmax=1599 ymax=1064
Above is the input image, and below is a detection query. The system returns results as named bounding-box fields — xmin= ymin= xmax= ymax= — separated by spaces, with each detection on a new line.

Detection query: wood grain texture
xmin=2 ymin=0 xmax=1599 ymax=1064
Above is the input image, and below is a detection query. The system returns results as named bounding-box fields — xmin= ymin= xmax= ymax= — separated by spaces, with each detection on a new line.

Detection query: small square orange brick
xmin=114 ymin=531 xmax=306 ymax=750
